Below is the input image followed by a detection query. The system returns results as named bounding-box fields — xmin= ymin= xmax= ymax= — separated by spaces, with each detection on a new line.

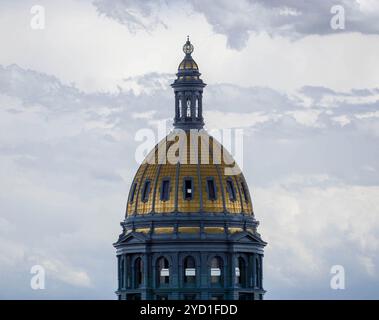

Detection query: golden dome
xmin=126 ymin=130 xmax=253 ymax=216
xmin=178 ymin=59 xmax=198 ymax=70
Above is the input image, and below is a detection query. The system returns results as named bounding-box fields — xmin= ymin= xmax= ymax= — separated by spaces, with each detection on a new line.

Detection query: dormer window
xmin=129 ymin=182 xmax=137 ymax=203
xmin=160 ymin=179 xmax=170 ymax=201
xmin=240 ymin=180 xmax=249 ymax=203
xmin=183 ymin=178 xmax=193 ymax=200
xmin=141 ymin=180 xmax=151 ymax=202
xmin=226 ymin=179 xmax=236 ymax=202
xmin=206 ymin=178 xmax=217 ymax=200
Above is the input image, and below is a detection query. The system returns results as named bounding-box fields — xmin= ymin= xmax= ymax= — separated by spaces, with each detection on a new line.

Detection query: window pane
xmin=161 ymin=180 xmax=170 ymax=201
xmin=184 ymin=179 xmax=192 ymax=200
xmin=142 ymin=180 xmax=150 ymax=202
xmin=241 ymin=181 xmax=249 ymax=202
xmin=210 ymin=257 xmax=222 ymax=284
xmin=185 ymin=257 xmax=195 ymax=268
xmin=130 ymin=182 xmax=137 ymax=202
xmin=184 ymin=257 xmax=196 ymax=284
xmin=211 ymin=257 xmax=221 ymax=268
xmin=158 ymin=258 xmax=170 ymax=285
xmin=207 ymin=179 xmax=216 ymax=200
xmin=226 ymin=180 xmax=236 ymax=201
xmin=186 ymin=99 xmax=191 ymax=117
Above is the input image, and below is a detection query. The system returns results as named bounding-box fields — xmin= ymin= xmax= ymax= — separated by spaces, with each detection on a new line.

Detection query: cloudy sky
xmin=1 ymin=0 xmax=379 ymax=299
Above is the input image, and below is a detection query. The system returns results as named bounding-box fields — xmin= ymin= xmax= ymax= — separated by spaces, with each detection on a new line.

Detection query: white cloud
xmin=93 ymin=0 xmax=379 ymax=49
xmin=332 ymin=115 xmax=351 ymax=127
xmin=1 ymin=1 xmax=379 ymax=93
xmin=256 ymin=182 xmax=379 ymax=298
xmin=206 ymin=111 xmax=271 ymax=129
xmin=355 ymin=110 xmax=379 ymax=119
xmin=286 ymin=110 xmax=322 ymax=127
xmin=30 ymin=257 xmax=92 ymax=288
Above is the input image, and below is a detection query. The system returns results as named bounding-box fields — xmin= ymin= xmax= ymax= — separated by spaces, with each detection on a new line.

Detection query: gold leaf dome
xmin=126 ymin=130 xmax=253 ymax=216
xmin=178 ymin=59 xmax=198 ymax=70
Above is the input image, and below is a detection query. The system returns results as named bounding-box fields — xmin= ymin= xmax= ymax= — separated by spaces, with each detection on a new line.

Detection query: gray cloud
xmin=92 ymin=0 xmax=379 ymax=49
xmin=93 ymin=0 xmax=168 ymax=33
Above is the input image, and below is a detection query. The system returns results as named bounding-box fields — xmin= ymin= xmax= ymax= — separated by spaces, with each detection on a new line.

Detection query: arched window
xmin=179 ymin=99 xmax=182 ymax=118
xmin=157 ymin=257 xmax=170 ymax=286
xmin=235 ymin=257 xmax=247 ymax=287
xmin=210 ymin=256 xmax=223 ymax=285
xmin=195 ymin=98 xmax=199 ymax=118
xmin=134 ymin=257 xmax=143 ymax=288
xmin=186 ymin=98 xmax=191 ymax=117
xmin=183 ymin=256 xmax=196 ymax=284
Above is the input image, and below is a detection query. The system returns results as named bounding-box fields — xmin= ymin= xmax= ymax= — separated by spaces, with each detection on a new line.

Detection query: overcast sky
xmin=0 ymin=0 xmax=379 ymax=299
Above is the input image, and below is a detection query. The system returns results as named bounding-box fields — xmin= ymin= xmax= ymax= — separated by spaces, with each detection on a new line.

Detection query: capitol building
xmin=114 ymin=38 xmax=266 ymax=300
